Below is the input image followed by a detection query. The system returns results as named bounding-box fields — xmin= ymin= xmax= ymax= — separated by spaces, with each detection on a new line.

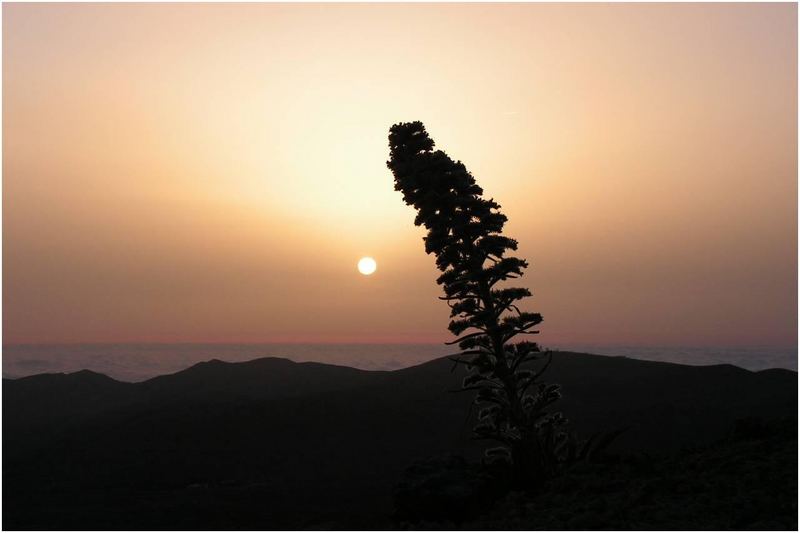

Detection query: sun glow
xmin=357 ymin=257 xmax=377 ymax=275
xmin=3 ymin=4 xmax=795 ymax=346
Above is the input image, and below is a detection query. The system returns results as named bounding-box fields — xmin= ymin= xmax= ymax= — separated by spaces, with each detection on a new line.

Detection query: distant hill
xmin=3 ymin=352 xmax=796 ymax=529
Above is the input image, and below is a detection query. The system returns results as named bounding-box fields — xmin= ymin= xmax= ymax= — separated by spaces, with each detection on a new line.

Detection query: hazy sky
xmin=4 ymin=3 xmax=797 ymax=348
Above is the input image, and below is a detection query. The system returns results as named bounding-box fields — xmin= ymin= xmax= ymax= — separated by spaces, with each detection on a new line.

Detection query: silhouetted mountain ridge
xmin=4 ymin=351 xmax=796 ymax=529
xmin=138 ymin=355 xmax=379 ymax=402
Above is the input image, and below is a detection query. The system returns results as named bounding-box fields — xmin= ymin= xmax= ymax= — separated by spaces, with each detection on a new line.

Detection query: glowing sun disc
xmin=358 ymin=257 xmax=377 ymax=275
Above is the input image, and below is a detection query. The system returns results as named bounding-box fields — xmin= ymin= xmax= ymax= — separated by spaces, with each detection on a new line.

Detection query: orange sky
xmin=3 ymin=3 xmax=797 ymax=347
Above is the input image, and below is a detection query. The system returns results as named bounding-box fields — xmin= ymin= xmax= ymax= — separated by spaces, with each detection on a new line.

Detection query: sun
xmin=357 ymin=257 xmax=377 ymax=275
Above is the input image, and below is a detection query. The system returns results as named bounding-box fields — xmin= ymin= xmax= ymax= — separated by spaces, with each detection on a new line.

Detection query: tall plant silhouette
xmin=387 ymin=121 xmax=566 ymax=487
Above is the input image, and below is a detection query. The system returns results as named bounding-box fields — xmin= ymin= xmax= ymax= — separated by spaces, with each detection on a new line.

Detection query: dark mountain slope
xmin=4 ymin=357 xmax=379 ymax=432
xmin=3 ymin=352 xmax=796 ymax=529
xmin=137 ymin=356 xmax=380 ymax=402
xmin=3 ymin=370 xmax=138 ymax=447
xmin=384 ymin=352 xmax=796 ymax=451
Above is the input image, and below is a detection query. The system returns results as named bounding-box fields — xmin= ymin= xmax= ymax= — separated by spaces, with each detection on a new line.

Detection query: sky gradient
xmin=3 ymin=3 xmax=797 ymax=348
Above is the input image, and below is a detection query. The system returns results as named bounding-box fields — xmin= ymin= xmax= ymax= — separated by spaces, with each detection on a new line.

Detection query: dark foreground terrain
xmin=4 ymin=352 xmax=797 ymax=529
